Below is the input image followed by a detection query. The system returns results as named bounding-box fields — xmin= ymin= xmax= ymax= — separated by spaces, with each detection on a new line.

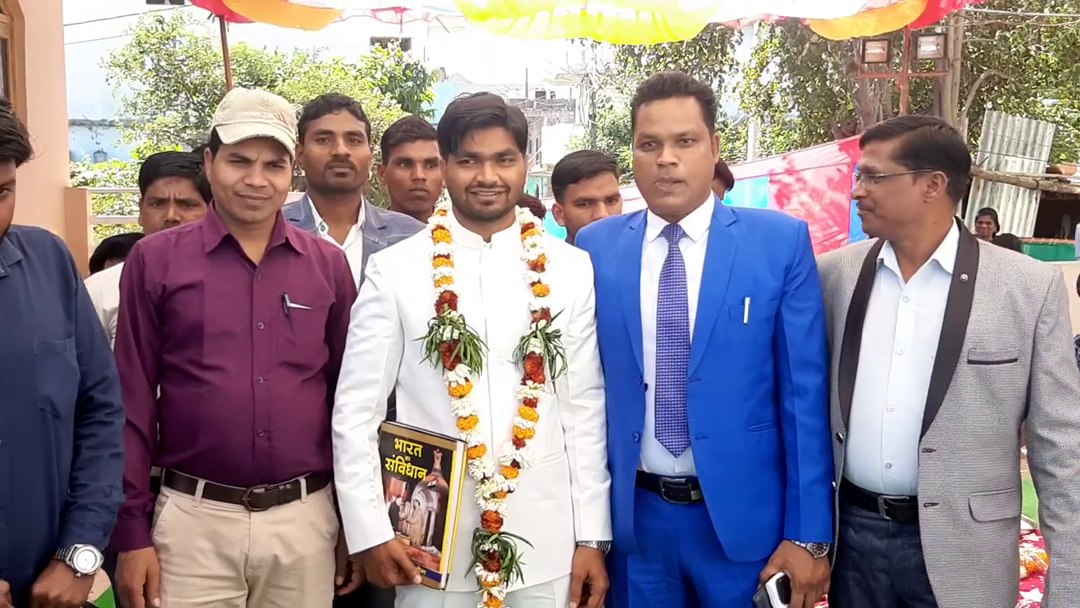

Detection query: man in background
xmin=551 ymin=150 xmax=622 ymax=245
xmin=0 ymin=98 xmax=125 ymax=607
xmin=84 ymin=151 xmax=211 ymax=346
xmin=712 ymin=157 xmax=735 ymax=198
xmin=88 ymin=232 xmax=144 ymax=275
xmin=285 ymin=94 xmax=423 ymax=288
xmin=378 ymin=114 xmax=443 ymax=224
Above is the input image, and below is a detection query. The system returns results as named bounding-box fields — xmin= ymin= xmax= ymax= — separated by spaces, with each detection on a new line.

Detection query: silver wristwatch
xmin=54 ymin=544 xmax=104 ymax=577
xmin=577 ymin=540 xmax=612 ymax=554
xmin=790 ymin=540 xmax=830 ymax=559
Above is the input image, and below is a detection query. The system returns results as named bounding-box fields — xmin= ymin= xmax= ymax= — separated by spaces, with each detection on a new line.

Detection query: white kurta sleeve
xmin=557 ymin=257 xmax=612 ymax=542
xmin=333 ymin=255 xmax=404 ymax=554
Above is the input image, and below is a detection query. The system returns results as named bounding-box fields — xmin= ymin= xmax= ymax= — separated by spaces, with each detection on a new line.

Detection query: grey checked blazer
xmin=818 ymin=220 xmax=1080 ymax=608
xmin=281 ymin=195 xmax=424 ymax=286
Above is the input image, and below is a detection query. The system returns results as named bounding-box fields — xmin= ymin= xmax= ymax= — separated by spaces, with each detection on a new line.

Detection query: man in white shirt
xmin=818 ymin=115 xmax=1080 ymax=607
xmin=284 ymin=93 xmax=423 ymax=289
xmin=332 ymin=92 xmax=612 ymax=608
xmin=84 ymin=151 xmax=210 ymax=346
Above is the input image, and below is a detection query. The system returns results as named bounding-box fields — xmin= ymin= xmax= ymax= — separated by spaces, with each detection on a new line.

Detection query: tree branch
xmin=959 ymin=69 xmax=1004 ymax=139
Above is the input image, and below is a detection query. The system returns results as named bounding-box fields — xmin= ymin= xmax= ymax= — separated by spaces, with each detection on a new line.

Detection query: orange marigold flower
xmin=433 ymin=256 xmax=454 ymax=268
xmin=501 ymin=465 xmax=519 ymax=479
xmin=519 ymin=222 xmax=535 ymax=235
xmin=481 ymin=579 xmax=499 ymax=589
xmin=525 ymin=369 xmax=546 ymax=385
xmin=435 ymin=276 xmax=454 ymax=288
xmin=494 ymin=491 xmax=508 ymax=500
xmin=457 ymin=415 xmax=479 ymax=431
xmin=448 ymin=380 xmax=473 ymax=398
xmin=481 ymin=510 xmax=504 ymax=532
xmin=531 ymin=283 xmax=551 ymax=298
xmin=432 ymin=228 xmax=453 ymax=244
xmin=522 ymin=228 xmax=543 ymax=240
xmin=467 ymin=445 xmax=488 ymax=460
xmin=518 ymin=406 xmax=539 ymax=423
xmin=523 ymin=353 xmax=544 ymax=377
xmin=513 ymin=426 xmax=536 ymax=440
xmin=485 ymin=595 xmax=503 ymax=608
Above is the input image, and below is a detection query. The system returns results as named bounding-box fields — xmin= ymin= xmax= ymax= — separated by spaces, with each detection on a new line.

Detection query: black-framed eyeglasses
xmin=854 ymin=169 xmax=936 ymax=186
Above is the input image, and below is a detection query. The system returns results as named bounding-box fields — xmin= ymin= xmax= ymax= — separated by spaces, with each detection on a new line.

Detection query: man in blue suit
xmin=576 ymin=71 xmax=834 ymax=608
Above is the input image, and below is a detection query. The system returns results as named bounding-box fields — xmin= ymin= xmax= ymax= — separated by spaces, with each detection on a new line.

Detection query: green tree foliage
xmin=70 ymin=160 xmax=141 ymax=242
xmin=741 ymin=1 xmax=1080 ymax=162
xmin=103 ymin=11 xmax=437 ymax=151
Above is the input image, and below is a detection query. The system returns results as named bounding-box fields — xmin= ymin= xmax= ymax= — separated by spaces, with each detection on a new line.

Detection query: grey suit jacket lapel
xmin=282 ymin=193 xmax=319 ymax=233
xmin=837 ymin=218 xmax=980 ymax=438
xmin=361 ymin=201 xmax=389 ymax=274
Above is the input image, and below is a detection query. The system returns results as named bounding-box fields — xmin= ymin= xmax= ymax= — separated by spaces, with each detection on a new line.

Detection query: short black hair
xmin=859 ymin=115 xmax=972 ymax=203
xmin=550 ymin=150 xmax=618 ymax=203
xmin=380 ymin=115 xmax=437 ymax=164
xmin=976 ymin=207 xmax=1000 ymax=231
xmin=138 ymin=151 xmax=212 ymax=204
xmin=714 ymin=158 xmax=735 ymax=192
xmin=88 ymin=232 xmax=144 ymax=274
xmin=298 ymin=93 xmax=371 ymax=142
xmin=1076 ymin=270 xmax=1080 ymax=298
xmin=630 ymin=71 xmax=718 ymax=134
xmin=0 ymin=98 xmax=32 ymax=167
xmin=992 ymin=232 xmax=1022 ymax=252
xmin=517 ymin=193 xmax=545 ymax=220
xmin=437 ymin=92 xmax=528 ymax=160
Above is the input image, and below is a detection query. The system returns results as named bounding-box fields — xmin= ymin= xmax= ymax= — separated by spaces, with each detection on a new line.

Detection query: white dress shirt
xmin=844 ymin=221 xmax=959 ymax=496
xmin=639 ymin=194 xmax=714 ymax=476
xmin=84 ymin=261 xmax=125 ymax=348
xmin=310 ymin=198 xmax=365 ymax=286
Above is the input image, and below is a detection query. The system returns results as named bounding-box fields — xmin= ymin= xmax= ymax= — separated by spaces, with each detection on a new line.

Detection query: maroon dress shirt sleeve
xmin=325 ymin=250 xmax=358 ymax=406
xmin=110 ymin=245 xmax=162 ymax=552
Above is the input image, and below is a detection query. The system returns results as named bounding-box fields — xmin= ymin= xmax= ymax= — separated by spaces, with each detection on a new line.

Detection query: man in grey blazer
xmin=818 ymin=115 xmax=1080 ymax=607
xmin=283 ymin=93 xmax=422 ymax=608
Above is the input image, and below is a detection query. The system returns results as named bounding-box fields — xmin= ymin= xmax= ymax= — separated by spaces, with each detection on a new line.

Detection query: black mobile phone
xmin=752 ymin=572 xmax=792 ymax=608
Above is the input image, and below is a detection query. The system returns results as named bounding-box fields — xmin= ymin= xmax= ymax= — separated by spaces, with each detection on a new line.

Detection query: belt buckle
xmin=241 ymin=484 xmax=272 ymax=512
xmin=658 ymin=477 xmax=694 ymax=505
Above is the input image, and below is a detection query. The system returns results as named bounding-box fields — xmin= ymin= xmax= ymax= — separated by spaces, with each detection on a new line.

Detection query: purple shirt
xmin=110 ymin=209 xmax=357 ymax=552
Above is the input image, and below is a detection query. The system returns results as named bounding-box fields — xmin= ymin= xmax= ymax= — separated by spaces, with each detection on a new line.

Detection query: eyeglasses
xmin=854 ymin=169 xmax=935 ymax=186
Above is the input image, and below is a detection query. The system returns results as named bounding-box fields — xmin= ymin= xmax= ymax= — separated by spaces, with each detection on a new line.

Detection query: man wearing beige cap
xmin=111 ymin=87 xmax=359 ymax=608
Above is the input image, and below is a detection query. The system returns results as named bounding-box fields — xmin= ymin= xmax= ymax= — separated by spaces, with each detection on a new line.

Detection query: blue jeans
xmin=830 ymin=502 xmax=938 ymax=608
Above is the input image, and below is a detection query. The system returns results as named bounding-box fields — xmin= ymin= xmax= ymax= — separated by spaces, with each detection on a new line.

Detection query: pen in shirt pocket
xmin=281 ymin=292 xmax=312 ymax=318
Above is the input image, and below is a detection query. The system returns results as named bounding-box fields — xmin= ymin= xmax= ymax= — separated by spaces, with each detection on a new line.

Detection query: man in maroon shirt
xmin=111 ymin=87 xmax=359 ymax=608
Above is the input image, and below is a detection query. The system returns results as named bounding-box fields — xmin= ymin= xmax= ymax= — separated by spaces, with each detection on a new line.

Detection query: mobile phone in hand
xmin=752 ymin=572 xmax=792 ymax=608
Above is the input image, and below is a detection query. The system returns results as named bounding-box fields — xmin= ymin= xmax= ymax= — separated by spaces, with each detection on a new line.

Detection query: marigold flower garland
xmin=419 ymin=200 xmax=567 ymax=608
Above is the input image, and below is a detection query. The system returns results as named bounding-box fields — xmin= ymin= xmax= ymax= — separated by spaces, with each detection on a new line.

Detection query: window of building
xmin=0 ymin=4 xmax=11 ymax=102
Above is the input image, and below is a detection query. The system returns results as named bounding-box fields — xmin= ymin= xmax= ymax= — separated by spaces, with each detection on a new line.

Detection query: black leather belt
xmin=840 ymin=479 xmax=919 ymax=524
xmin=163 ymin=469 xmax=331 ymax=512
xmin=636 ymin=470 xmax=704 ymax=504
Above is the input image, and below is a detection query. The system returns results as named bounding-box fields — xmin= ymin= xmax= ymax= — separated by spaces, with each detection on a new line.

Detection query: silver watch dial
xmin=71 ymin=546 xmax=103 ymax=575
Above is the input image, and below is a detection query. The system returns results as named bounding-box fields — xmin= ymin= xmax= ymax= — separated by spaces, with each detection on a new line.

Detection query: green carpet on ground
xmin=92 ymin=587 xmax=115 ymax=608
xmin=1022 ymin=472 xmax=1039 ymax=525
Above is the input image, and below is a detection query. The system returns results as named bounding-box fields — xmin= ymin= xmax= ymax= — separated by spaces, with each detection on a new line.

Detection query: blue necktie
xmin=655 ymin=223 xmax=691 ymax=457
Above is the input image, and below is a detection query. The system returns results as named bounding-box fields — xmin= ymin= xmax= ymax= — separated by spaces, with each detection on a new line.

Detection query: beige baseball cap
xmin=211 ymin=87 xmax=297 ymax=157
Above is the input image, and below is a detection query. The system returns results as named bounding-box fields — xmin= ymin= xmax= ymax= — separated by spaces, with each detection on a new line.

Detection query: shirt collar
xmin=309 ymin=196 xmax=365 ymax=238
xmin=201 ymin=204 xmax=303 ymax=255
xmin=0 ymin=233 xmax=23 ymax=277
xmin=879 ymin=220 xmax=960 ymax=277
xmin=644 ymin=193 xmax=714 ymax=244
xmin=446 ymin=205 xmax=521 ymax=251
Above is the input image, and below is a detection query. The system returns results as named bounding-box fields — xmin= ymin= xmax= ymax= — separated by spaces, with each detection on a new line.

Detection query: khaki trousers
xmin=152 ymin=482 xmax=339 ymax=608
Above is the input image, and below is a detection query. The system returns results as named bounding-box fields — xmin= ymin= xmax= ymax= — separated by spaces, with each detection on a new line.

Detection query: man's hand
xmin=115 ymin=547 xmax=162 ymax=608
xmin=568 ymin=547 xmax=609 ymax=608
xmin=360 ymin=540 xmax=422 ymax=588
xmin=335 ymin=533 xmax=364 ymax=595
xmin=29 ymin=560 xmax=95 ymax=608
xmin=759 ymin=541 xmax=829 ymax=608
xmin=0 ymin=579 xmax=12 ymax=608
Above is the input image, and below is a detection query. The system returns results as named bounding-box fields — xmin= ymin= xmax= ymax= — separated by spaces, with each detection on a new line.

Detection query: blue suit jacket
xmin=575 ymin=197 xmax=834 ymax=562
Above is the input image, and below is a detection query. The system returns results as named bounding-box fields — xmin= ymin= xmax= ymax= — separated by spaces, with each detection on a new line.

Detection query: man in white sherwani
xmin=332 ymin=92 xmax=612 ymax=608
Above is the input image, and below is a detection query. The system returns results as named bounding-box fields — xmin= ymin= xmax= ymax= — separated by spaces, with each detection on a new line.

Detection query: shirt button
xmin=887 ymin=405 xmax=895 ymax=412
xmin=257 ymin=322 xmax=265 ymax=330
xmin=632 ymin=432 xmax=641 ymax=443
xmin=257 ymin=430 xmax=266 ymax=437
xmin=902 ymin=295 xmax=910 ymax=303
xmin=897 ymin=348 xmax=905 ymax=355
xmin=884 ymin=462 xmax=893 ymax=469
xmin=255 ymin=274 xmax=262 ymax=281
xmin=257 ymin=376 xmax=265 ymax=384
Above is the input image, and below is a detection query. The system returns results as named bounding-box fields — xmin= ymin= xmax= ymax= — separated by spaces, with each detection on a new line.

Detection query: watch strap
xmin=790 ymin=540 xmax=831 ymax=558
xmin=576 ymin=540 xmax=612 ymax=554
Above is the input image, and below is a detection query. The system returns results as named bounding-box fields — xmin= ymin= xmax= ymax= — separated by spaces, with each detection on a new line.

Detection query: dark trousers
xmin=829 ymin=501 xmax=938 ymax=608
xmin=334 ymin=583 xmax=394 ymax=608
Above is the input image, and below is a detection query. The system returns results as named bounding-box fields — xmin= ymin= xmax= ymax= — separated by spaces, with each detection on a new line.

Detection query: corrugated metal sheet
xmin=965 ymin=111 xmax=1056 ymax=237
